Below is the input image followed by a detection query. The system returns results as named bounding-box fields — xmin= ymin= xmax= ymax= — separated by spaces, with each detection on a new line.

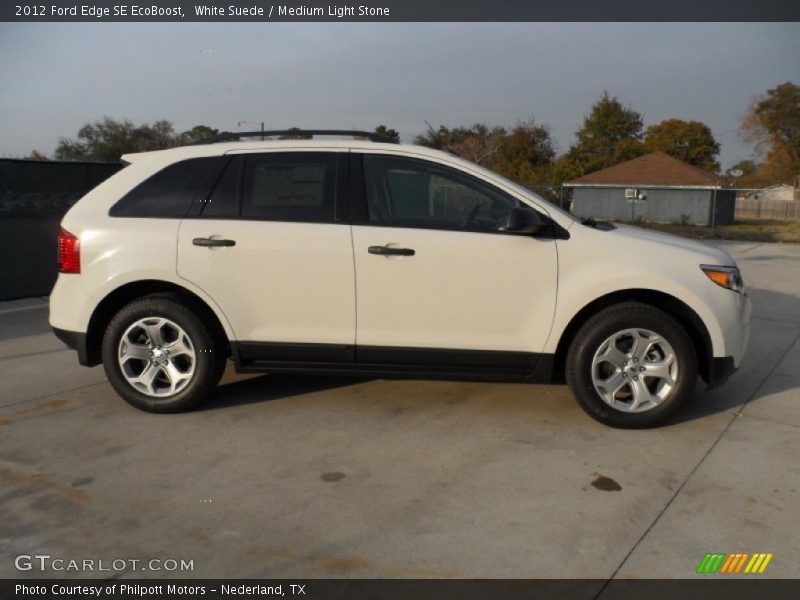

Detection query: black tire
xmin=102 ymin=294 xmax=227 ymax=413
xmin=565 ymin=302 xmax=697 ymax=428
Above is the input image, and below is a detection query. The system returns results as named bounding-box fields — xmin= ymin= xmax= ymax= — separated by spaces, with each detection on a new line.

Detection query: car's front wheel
xmin=566 ymin=302 xmax=697 ymax=428
xmin=102 ymin=295 xmax=226 ymax=413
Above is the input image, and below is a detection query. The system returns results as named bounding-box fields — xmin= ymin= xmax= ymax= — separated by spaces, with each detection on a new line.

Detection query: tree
xmin=491 ymin=120 xmax=556 ymax=186
xmin=373 ymin=125 xmax=400 ymax=143
xmin=413 ymin=123 xmax=471 ymax=152
xmin=179 ymin=125 xmax=219 ymax=145
xmin=411 ymin=120 xmax=557 ymax=185
xmin=449 ymin=124 xmax=508 ymax=166
xmin=55 ymin=117 xmax=219 ymax=161
xmin=643 ymin=118 xmax=720 ymax=172
xmin=551 ymin=155 xmax=583 ymax=187
xmin=56 ymin=117 xmax=139 ymax=161
xmin=27 ymin=150 xmax=48 ymax=160
xmin=741 ymin=82 xmax=800 ymax=183
xmin=278 ymin=127 xmax=312 ymax=140
xmin=414 ymin=122 xmax=507 ymax=166
xmin=612 ymin=138 xmax=646 ymax=164
xmin=728 ymin=159 xmax=758 ymax=178
xmin=565 ymin=92 xmax=644 ymax=176
xmin=754 ymin=145 xmax=796 ymax=185
xmin=135 ymin=120 xmax=178 ymax=152
xmin=725 ymin=159 xmax=760 ymax=187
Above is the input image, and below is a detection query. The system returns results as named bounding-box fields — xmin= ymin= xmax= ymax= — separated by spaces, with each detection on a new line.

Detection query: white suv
xmin=49 ymin=130 xmax=751 ymax=427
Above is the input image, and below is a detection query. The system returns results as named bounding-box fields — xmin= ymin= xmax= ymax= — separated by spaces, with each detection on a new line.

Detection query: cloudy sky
xmin=1 ymin=22 xmax=798 ymax=168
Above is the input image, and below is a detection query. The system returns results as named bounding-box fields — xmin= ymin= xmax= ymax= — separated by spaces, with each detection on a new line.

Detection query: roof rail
xmin=186 ymin=129 xmax=397 ymax=146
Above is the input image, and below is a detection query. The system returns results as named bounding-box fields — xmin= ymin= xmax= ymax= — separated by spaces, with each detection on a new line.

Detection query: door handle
xmin=193 ymin=237 xmax=236 ymax=248
xmin=368 ymin=245 xmax=415 ymax=256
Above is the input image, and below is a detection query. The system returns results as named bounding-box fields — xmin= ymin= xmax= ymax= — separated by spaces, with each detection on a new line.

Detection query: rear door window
xmin=241 ymin=152 xmax=337 ymax=223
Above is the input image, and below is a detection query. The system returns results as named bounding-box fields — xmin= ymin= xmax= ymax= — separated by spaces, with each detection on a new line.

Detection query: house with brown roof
xmin=566 ymin=151 xmax=735 ymax=226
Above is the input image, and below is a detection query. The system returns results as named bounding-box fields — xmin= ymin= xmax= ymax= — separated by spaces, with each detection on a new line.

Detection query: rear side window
xmin=110 ymin=157 xmax=217 ymax=218
xmin=241 ymin=152 xmax=337 ymax=222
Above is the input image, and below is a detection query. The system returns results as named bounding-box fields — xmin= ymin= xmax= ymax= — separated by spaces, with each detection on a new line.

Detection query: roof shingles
xmin=567 ymin=151 xmax=722 ymax=188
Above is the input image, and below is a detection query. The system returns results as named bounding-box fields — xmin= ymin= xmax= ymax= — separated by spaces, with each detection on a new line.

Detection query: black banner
xmin=5 ymin=580 xmax=800 ymax=600
xmin=3 ymin=0 xmax=800 ymax=22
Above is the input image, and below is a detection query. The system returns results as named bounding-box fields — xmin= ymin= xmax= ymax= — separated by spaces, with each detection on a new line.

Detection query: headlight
xmin=700 ymin=264 xmax=745 ymax=293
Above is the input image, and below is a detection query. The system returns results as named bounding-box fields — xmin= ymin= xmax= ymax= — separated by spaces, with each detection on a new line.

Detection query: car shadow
xmin=200 ymin=372 xmax=372 ymax=411
xmin=665 ymin=286 xmax=800 ymax=426
xmin=198 ymin=286 xmax=798 ymax=424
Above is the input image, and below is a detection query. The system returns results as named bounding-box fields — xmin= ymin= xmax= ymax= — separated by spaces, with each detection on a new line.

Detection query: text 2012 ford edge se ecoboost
xmin=50 ymin=130 xmax=751 ymax=427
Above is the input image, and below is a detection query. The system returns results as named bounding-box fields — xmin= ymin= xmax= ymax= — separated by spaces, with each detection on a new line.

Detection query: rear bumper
xmin=52 ymin=327 xmax=93 ymax=366
xmin=706 ymin=356 xmax=737 ymax=390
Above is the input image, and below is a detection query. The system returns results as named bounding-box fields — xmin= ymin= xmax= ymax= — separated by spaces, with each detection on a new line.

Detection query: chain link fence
xmin=0 ymin=159 xmax=123 ymax=300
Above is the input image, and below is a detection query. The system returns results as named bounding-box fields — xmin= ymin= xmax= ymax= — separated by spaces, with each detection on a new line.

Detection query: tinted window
xmin=110 ymin=157 xmax=217 ymax=218
xmin=201 ymin=156 xmax=241 ymax=218
xmin=363 ymin=155 xmax=516 ymax=232
xmin=241 ymin=152 xmax=336 ymax=222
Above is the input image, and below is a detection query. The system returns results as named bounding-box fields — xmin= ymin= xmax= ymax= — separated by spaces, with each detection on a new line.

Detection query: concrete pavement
xmin=0 ymin=242 xmax=798 ymax=582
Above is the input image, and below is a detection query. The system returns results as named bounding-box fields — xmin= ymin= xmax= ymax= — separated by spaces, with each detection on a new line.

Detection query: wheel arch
xmin=551 ymin=289 xmax=713 ymax=385
xmin=84 ymin=280 xmax=231 ymax=366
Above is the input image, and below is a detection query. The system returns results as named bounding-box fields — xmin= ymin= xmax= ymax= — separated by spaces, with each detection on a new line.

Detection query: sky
xmin=0 ymin=22 xmax=798 ymax=169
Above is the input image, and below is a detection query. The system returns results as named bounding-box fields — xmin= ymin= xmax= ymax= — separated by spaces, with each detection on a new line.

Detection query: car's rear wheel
xmin=566 ymin=302 xmax=697 ymax=428
xmin=102 ymin=295 xmax=226 ymax=413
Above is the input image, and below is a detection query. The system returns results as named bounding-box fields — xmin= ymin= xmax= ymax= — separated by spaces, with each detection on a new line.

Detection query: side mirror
xmin=505 ymin=206 xmax=548 ymax=235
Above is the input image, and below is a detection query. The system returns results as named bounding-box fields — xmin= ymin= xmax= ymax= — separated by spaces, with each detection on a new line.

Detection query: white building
xmin=738 ymin=183 xmax=798 ymax=202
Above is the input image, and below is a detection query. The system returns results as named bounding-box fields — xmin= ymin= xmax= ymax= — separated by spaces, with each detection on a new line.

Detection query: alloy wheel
xmin=117 ymin=317 xmax=196 ymax=397
xmin=590 ymin=328 xmax=678 ymax=413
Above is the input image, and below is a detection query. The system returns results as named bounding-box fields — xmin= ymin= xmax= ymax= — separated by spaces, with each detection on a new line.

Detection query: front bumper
xmin=701 ymin=289 xmax=748 ymax=389
xmin=711 ymin=288 xmax=751 ymax=369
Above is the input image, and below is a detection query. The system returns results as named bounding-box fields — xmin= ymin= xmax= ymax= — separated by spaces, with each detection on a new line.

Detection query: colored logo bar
xmin=696 ymin=552 xmax=773 ymax=574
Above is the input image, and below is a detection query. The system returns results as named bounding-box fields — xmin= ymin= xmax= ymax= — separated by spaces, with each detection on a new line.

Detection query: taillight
xmin=58 ymin=228 xmax=81 ymax=274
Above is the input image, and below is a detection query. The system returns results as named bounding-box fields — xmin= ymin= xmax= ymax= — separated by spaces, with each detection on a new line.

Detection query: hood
xmin=608 ymin=224 xmax=735 ymax=266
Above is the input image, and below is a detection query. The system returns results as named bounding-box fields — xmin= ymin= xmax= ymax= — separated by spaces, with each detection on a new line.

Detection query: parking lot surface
xmin=1 ymin=241 xmax=799 ymax=581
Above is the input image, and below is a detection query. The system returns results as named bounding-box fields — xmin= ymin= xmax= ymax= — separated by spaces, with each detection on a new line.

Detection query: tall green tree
xmin=492 ymin=120 xmax=556 ymax=186
xmin=565 ymin=92 xmax=644 ymax=176
xmin=644 ymin=118 xmax=720 ymax=172
xmin=741 ymin=82 xmax=800 ymax=183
